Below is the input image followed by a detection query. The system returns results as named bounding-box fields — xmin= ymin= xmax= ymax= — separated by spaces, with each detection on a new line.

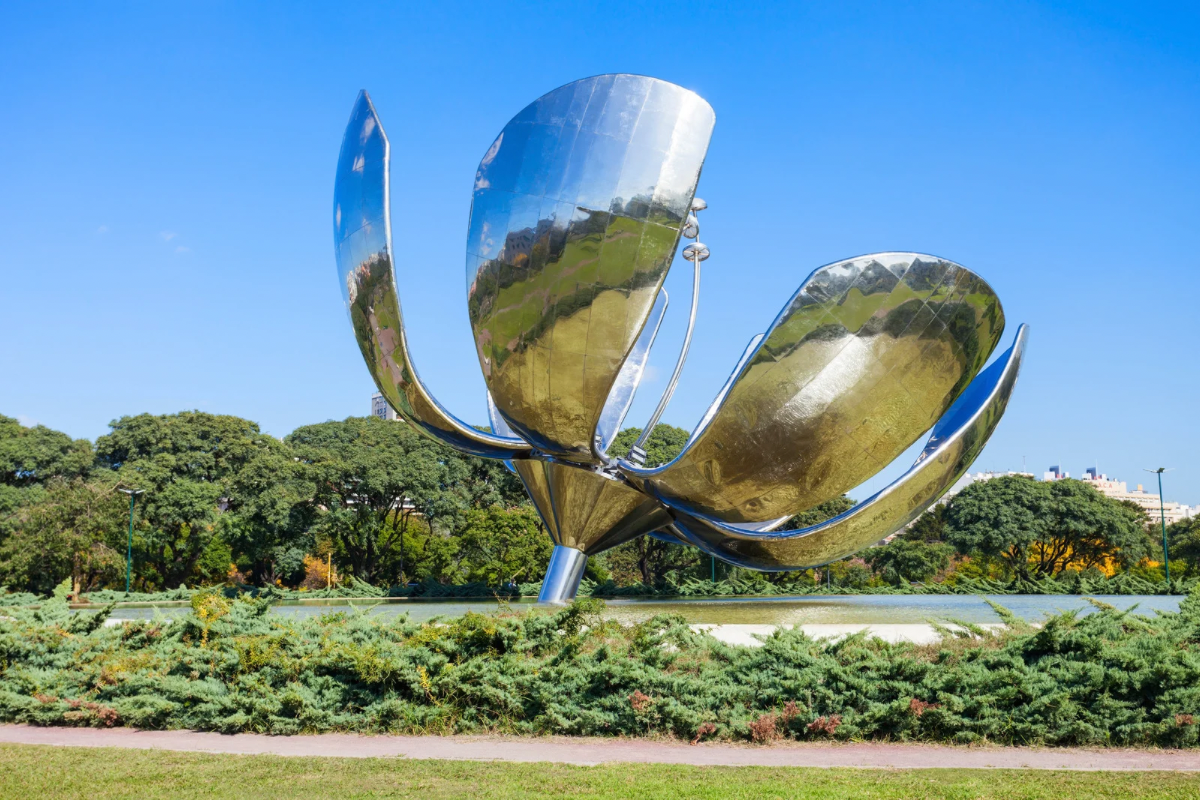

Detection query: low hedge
xmin=1 ymin=589 xmax=1199 ymax=746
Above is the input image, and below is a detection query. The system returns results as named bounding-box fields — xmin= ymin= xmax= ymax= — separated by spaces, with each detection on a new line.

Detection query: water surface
xmin=99 ymin=594 xmax=1182 ymax=625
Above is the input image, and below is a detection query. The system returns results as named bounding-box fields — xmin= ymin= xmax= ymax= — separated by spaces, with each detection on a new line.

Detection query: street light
xmin=117 ymin=488 xmax=144 ymax=594
xmin=1143 ymin=468 xmax=1172 ymax=586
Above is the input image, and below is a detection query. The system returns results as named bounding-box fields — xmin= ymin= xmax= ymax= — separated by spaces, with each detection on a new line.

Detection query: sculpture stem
xmin=538 ymin=546 xmax=589 ymax=604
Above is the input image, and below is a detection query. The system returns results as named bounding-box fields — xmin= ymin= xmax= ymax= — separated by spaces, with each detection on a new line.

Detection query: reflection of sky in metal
xmin=465 ymin=75 xmax=714 ymax=460
xmin=333 ymin=79 xmax=1025 ymax=574
xmin=622 ymin=253 xmax=1007 ymax=529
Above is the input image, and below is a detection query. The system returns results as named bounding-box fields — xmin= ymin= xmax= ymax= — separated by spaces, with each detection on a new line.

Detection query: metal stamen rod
xmin=630 ymin=202 xmax=708 ymax=463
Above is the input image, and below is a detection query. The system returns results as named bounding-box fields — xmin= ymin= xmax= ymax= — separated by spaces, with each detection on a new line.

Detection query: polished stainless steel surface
xmin=620 ymin=253 xmax=1006 ymax=524
xmin=538 ymin=545 xmax=589 ymax=604
xmin=335 ymin=80 xmax=1027 ymax=604
xmin=630 ymin=199 xmax=708 ymax=463
xmin=334 ymin=92 xmax=532 ymax=460
xmin=513 ymin=459 xmax=671 ymax=554
xmin=631 ymin=255 xmax=701 ymax=464
xmin=466 ymin=75 xmax=715 ymax=462
xmin=593 ymin=289 xmax=668 ymax=459
xmin=670 ymin=325 xmax=1028 ymax=569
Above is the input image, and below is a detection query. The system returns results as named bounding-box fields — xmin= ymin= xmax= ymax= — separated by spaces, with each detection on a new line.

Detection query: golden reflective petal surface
xmin=467 ymin=75 xmax=715 ymax=461
xmin=334 ymin=80 xmax=1028 ymax=604
xmin=670 ymin=325 xmax=1028 ymax=569
xmin=513 ymin=460 xmax=671 ymax=554
xmin=625 ymin=253 xmax=1005 ymax=523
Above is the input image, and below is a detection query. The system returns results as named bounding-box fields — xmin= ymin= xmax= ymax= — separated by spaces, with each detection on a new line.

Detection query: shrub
xmin=1 ymin=589 xmax=1200 ymax=746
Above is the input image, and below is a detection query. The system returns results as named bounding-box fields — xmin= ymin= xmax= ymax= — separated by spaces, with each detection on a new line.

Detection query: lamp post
xmin=1144 ymin=468 xmax=1172 ymax=586
xmin=117 ymin=488 xmax=144 ymax=594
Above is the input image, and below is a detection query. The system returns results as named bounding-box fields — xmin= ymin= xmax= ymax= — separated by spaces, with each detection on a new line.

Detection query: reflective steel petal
xmin=466 ymin=75 xmax=715 ymax=462
xmin=334 ymin=91 xmax=532 ymax=460
xmin=670 ymin=325 xmax=1028 ymax=569
xmin=621 ymin=253 xmax=1006 ymax=523
xmin=513 ymin=460 xmax=671 ymax=555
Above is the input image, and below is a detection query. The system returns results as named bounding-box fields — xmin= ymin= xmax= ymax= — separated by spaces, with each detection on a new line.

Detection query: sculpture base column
xmin=538 ymin=546 xmax=588 ymax=605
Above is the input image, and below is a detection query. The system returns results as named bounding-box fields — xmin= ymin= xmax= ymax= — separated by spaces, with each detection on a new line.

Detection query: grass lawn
xmin=0 ymin=745 xmax=1198 ymax=799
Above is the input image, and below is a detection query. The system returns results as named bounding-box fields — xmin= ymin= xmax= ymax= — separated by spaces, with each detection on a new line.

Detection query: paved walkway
xmin=1 ymin=725 xmax=1197 ymax=771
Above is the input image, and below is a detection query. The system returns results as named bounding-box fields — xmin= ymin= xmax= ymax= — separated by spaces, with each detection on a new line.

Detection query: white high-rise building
xmin=371 ymin=392 xmax=401 ymax=421
xmin=1074 ymin=468 xmax=1196 ymax=526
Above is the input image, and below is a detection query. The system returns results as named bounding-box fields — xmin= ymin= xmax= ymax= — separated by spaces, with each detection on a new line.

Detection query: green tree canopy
xmin=865 ymin=538 xmax=953 ymax=585
xmin=456 ymin=504 xmax=552 ymax=586
xmin=603 ymin=424 xmax=700 ymax=586
xmin=287 ymin=417 xmax=470 ymax=584
xmin=221 ymin=439 xmax=317 ymax=585
xmin=0 ymin=415 xmax=93 ymax=487
xmin=93 ymin=411 xmax=275 ymax=589
xmin=944 ymin=476 xmax=1152 ymax=580
xmin=607 ymin=424 xmax=690 ymax=467
xmin=1167 ymin=516 xmax=1200 ymax=577
xmin=0 ymin=475 xmax=128 ymax=594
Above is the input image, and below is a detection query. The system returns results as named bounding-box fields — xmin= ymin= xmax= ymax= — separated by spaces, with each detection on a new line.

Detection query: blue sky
xmin=1 ymin=1 xmax=1197 ymax=503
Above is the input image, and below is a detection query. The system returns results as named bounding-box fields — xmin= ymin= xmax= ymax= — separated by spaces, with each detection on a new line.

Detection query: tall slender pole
xmin=119 ymin=488 xmax=144 ymax=594
xmin=125 ymin=492 xmax=137 ymax=593
xmin=1157 ymin=470 xmax=1170 ymax=586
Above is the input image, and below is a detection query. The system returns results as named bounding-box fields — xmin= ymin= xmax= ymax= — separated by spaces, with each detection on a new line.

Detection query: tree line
xmin=0 ymin=411 xmax=1193 ymax=596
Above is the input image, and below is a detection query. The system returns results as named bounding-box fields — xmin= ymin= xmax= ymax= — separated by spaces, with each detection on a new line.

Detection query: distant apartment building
xmin=371 ymin=392 xmax=401 ymax=421
xmin=1068 ymin=467 xmax=1196 ymax=526
xmin=902 ymin=465 xmax=1195 ymax=535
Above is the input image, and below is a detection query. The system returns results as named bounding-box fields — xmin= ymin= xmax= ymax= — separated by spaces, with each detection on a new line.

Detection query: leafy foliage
xmin=0 ymin=415 xmax=93 ymax=488
xmin=4 ymin=591 xmax=1200 ymax=747
xmin=944 ymin=476 xmax=1153 ymax=579
xmin=0 ymin=413 xmax=1193 ymax=598
xmin=0 ymin=477 xmax=128 ymax=595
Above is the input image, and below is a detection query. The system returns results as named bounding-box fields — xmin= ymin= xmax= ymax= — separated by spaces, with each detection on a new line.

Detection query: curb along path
xmin=1 ymin=726 xmax=1198 ymax=771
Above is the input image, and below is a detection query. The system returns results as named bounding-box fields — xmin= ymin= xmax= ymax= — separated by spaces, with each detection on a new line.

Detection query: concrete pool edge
xmin=0 ymin=725 xmax=1197 ymax=770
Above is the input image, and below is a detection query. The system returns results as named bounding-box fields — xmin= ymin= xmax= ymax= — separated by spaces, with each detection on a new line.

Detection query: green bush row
xmin=2 ymin=589 xmax=1200 ymax=746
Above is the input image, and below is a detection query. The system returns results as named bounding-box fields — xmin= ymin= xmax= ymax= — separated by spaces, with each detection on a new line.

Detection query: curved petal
xmin=594 ymin=289 xmax=668 ymax=458
xmin=334 ymin=91 xmax=532 ymax=460
xmin=466 ymin=75 xmax=715 ymax=462
xmin=669 ymin=325 xmax=1028 ymax=570
xmin=621 ymin=252 xmax=1006 ymax=523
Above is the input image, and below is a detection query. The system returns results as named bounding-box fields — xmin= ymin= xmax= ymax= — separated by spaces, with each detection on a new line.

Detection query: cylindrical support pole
xmin=1158 ymin=472 xmax=1170 ymax=586
xmin=538 ymin=545 xmax=588 ymax=605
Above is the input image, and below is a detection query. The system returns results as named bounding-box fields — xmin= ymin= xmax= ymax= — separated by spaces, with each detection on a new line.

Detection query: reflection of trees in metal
xmin=333 ymin=75 xmax=1028 ymax=603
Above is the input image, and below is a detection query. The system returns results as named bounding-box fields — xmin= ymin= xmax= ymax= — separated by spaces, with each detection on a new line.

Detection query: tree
xmin=222 ymin=441 xmax=317 ymax=585
xmin=603 ymin=424 xmax=702 ymax=586
xmin=944 ymin=476 xmax=1152 ymax=580
xmin=94 ymin=411 xmax=273 ymax=589
xmin=0 ymin=415 xmax=93 ymax=488
xmin=866 ymin=538 xmax=952 ymax=585
xmin=906 ymin=503 xmax=948 ymax=543
xmin=287 ymin=417 xmax=466 ymax=585
xmin=608 ymin=424 xmax=690 ymax=467
xmin=786 ymin=495 xmax=856 ymax=529
xmin=456 ymin=505 xmax=552 ymax=585
xmin=0 ymin=476 xmax=128 ymax=594
xmin=1167 ymin=517 xmax=1200 ymax=578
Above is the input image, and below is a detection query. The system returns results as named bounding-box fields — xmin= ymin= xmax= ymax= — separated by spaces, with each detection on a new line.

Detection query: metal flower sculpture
xmin=334 ymin=75 xmax=1028 ymax=603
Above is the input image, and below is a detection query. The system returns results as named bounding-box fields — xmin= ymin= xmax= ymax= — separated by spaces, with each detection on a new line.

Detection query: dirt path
xmin=1 ymin=725 xmax=1197 ymax=771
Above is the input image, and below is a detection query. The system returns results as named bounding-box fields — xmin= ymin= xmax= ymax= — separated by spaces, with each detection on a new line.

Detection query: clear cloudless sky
xmin=1 ymin=1 xmax=1197 ymax=502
